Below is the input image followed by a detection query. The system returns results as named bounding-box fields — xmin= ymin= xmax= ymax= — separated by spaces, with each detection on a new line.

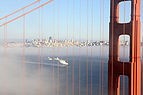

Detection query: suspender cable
xmin=86 ymin=0 xmax=89 ymax=95
xmin=79 ymin=0 xmax=81 ymax=95
xmin=72 ymin=0 xmax=75 ymax=95
xmin=4 ymin=18 xmax=7 ymax=62
xmin=52 ymin=1 xmax=55 ymax=95
xmin=66 ymin=0 xmax=69 ymax=95
xmin=102 ymin=0 xmax=104 ymax=94
xmin=38 ymin=1 xmax=41 ymax=94
xmin=4 ymin=18 xmax=7 ymax=95
xmin=91 ymin=0 xmax=93 ymax=94
xmin=4 ymin=18 xmax=7 ymax=65
xmin=141 ymin=19 xmax=143 ymax=95
xmin=22 ymin=11 xmax=25 ymax=95
xmin=57 ymin=0 xmax=60 ymax=94
xmin=99 ymin=0 xmax=102 ymax=94
xmin=41 ymin=7 xmax=44 ymax=95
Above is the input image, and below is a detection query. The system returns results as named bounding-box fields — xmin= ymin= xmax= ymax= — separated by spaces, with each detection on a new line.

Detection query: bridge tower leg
xmin=108 ymin=0 xmax=141 ymax=95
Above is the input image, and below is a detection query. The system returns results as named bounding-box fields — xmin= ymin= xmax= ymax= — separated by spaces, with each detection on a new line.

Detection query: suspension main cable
xmin=0 ymin=0 xmax=41 ymax=20
xmin=0 ymin=0 xmax=54 ymax=27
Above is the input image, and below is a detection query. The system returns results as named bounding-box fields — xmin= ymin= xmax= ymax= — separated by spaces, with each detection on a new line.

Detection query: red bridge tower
xmin=108 ymin=0 xmax=141 ymax=95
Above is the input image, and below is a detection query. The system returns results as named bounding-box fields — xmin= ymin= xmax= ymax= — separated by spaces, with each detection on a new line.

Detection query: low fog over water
xmin=0 ymin=46 xmax=134 ymax=95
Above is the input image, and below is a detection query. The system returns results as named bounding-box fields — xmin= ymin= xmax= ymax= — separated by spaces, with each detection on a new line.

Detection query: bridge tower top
xmin=109 ymin=0 xmax=141 ymax=62
xmin=110 ymin=0 xmax=140 ymax=23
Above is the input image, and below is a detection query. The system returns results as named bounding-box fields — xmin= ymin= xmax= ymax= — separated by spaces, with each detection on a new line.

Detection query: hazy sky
xmin=0 ymin=0 xmax=143 ymax=41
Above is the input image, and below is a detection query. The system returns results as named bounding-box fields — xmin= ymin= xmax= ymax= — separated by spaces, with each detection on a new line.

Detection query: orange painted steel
xmin=108 ymin=0 xmax=141 ymax=95
xmin=91 ymin=0 xmax=93 ymax=95
xmin=0 ymin=0 xmax=40 ymax=20
xmin=86 ymin=0 xmax=89 ymax=95
xmin=52 ymin=1 xmax=55 ymax=95
xmin=79 ymin=0 xmax=81 ymax=95
xmin=0 ymin=0 xmax=54 ymax=27
xmin=72 ymin=0 xmax=75 ymax=95
xmin=22 ymin=15 xmax=25 ymax=95
xmin=66 ymin=0 xmax=69 ymax=95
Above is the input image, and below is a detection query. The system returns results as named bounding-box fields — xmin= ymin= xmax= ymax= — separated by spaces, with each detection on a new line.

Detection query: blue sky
xmin=0 ymin=0 xmax=143 ymax=41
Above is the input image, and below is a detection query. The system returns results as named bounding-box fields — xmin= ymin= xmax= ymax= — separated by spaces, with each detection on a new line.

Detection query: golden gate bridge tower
xmin=108 ymin=0 xmax=141 ymax=95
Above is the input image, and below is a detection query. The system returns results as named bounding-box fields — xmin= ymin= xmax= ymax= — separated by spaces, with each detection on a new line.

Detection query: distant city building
xmin=3 ymin=37 xmax=133 ymax=48
xmin=49 ymin=36 xmax=52 ymax=40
